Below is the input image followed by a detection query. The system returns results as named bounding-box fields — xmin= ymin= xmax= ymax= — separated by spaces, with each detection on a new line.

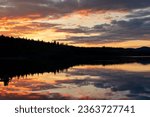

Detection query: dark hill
xmin=0 ymin=35 xmax=150 ymax=62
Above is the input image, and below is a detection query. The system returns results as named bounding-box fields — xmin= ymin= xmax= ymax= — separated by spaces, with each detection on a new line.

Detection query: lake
xmin=0 ymin=62 xmax=150 ymax=100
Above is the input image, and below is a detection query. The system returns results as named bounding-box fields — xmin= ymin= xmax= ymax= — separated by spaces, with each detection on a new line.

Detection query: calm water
xmin=0 ymin=63 xmax=150 ymax=100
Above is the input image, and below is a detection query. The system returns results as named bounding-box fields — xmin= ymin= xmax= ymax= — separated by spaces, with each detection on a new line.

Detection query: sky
xmin=0 ymin=0 xmax=150 ymax=48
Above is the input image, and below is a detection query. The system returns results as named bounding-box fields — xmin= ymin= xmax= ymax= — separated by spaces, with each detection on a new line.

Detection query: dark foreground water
xmin=0 ymin=62 xmax=150 ymax=100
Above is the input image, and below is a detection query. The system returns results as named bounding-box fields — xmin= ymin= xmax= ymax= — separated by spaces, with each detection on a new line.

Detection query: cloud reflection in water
xmin=0 ymin=63 xmax=150 ymax=100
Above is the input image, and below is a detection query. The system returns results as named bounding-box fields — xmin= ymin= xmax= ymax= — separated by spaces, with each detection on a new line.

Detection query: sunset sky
xmin=0 ymin=0 xmax=150 ymax=47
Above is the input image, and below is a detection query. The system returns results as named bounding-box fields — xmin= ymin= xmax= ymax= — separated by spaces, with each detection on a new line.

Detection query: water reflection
xmin=0 ymin=63 xmax=150 ymax=100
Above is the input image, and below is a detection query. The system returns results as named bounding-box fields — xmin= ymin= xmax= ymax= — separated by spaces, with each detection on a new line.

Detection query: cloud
xmin=12 ymin=22 xmax=59 ymax=32
xmin=126 ymin=7 xmax=150 ymax=18
xmin=0 ymin=0 xmax=150 ymax=45
xmin=0 ymin=17 xmax=60 ymax=37
xmin=0 ymin=0 xmax=78 ymax=19
xmin=60 ymin=15 xmax=150 ymax=44
xmin=55 ymin=26 xmax=93 ymax=34
xmin=0 ymin=0 xmax=150 ymax=19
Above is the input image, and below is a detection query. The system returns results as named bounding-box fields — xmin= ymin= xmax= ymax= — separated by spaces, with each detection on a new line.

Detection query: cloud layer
xmin=63 ymin=16 xmax=150 ymax=44
xmin=0 ymin=0 xmax=150 ymax=18
xmin=0 ymin=0 xmax=150 ymax=46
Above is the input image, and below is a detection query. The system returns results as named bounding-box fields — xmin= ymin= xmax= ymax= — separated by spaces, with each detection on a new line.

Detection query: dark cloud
xmin=0 ymin=0 xmax=78 ymax=18
xmin=55 ymin=26 xmax=93 ymax=34
xmin=0 ymin=0 xmax=150 ymax=18
xmin=61 ymin=16 xmax=150 ymax=44
xmin=55 ymin=7 xmax=150 ymax=44
xmin=126 ymin=8 xmax=150 ymax=18
xmin=79 ymin=0 xmax=150 ymax=11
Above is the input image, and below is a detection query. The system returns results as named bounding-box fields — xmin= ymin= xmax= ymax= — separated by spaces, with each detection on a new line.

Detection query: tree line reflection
xmin=0 ymin=58 xmax=150 ymax=86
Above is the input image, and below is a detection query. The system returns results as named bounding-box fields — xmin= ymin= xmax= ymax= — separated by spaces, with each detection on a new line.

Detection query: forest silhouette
xmin=0 ymin=35 xmax=150 ymax=86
